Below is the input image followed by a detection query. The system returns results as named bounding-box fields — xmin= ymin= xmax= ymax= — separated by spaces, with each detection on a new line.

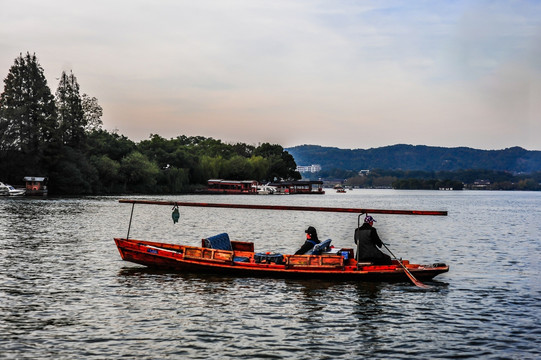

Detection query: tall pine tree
xmin=0 ymin=52 xmax=57 ymax=176
xmin=56 ymin=70 xmax=86 ymax=148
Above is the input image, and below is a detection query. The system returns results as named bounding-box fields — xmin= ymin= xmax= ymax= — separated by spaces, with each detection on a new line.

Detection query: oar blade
xmin=381 ymin=243 xmax=432 ymax=289
xmin=405 ymin=271 xmax=431 ymax=289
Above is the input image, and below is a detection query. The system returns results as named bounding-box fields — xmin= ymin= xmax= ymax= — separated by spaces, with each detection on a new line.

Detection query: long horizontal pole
xmin=118 ymin=199 xmax=447 ymax=216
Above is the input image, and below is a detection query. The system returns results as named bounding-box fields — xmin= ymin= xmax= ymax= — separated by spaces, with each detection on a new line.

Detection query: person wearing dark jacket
xmin=354 ymin=215 xmax=392 ymax=265
xmin=294 ymin=226 xmax=321 ymax=255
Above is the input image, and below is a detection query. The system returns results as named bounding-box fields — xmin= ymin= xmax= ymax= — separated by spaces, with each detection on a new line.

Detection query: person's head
xmin=364 ymin=215 xmax=376 ymax=226
xmin=305 ymin=226 xmax=317 ymax=239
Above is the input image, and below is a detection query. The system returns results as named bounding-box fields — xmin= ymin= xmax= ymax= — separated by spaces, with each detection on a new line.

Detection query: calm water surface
xmin=1 ymin=190 xmax=540 ymax=359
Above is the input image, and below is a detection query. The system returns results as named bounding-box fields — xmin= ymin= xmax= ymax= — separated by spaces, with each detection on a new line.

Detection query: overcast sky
xmin=2 ymin=1 xmax=541 ymax=150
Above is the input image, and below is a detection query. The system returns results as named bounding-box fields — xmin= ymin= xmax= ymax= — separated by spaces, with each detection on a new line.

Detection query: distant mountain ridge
xmin=285 ymin=144 xmax=541 ymax=173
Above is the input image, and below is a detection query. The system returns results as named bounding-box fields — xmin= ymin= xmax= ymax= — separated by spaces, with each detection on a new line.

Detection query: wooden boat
xmin=114 ymin=200 xmax=449 ymax=286
xmin=23 ymin=176 xmax=48 ymax=196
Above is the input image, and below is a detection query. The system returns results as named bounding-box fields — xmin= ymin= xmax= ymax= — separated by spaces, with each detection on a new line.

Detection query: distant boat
xmin=334 ymin=184 xmax=346 ymax=193
xmin=254 ymin=183 xmax=277 ymax=195
xmin=23 ymin=176 xmax=48 ymax=196
xmin=268 ymin=180 xmax=325 ymax=195
xmin=0 ymin=182 xmax=26 ymax=196
xmin=203 ymin=179 xmax=325 ymax=195
xmin=7 ymin=184 xmax=26 ymax=196
xmin=205 ymin=179 xmax=259 ymax=194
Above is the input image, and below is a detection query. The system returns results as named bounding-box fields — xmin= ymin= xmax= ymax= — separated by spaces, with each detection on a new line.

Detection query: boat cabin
xmin=207 ymin=179 xmax=258 ymax=194
xmin=269 ymin=180 xmax=325 ymax=194
xmin=24 ymin=176 xmax=48 ymax=196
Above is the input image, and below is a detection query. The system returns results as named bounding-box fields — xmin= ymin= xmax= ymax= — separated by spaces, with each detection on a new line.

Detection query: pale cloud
xmin=1 ymin=0 xmax=540 ymax=150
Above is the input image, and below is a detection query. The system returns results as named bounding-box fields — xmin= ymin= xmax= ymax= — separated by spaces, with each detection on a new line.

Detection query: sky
xmin=1 ymin=1 xmax=541 ymax=151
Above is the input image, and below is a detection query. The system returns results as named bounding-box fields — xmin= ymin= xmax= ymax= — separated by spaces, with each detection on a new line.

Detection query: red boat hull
xmin=114 ymin=238 xmax=449 ymax=282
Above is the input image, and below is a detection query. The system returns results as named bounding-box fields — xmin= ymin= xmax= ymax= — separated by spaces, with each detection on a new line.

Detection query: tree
xmin=0 ymin=52 xmax=57 ymax=172
xmin=47 ymin=146 xmax=97 ymax=194
xmin=82 ymin=93 xmax=103 ymax=132
xmin=90 ymin=154 xmax=121 ymax=193
xmin=198 ymin=155 xmax=223 ymax=182
xmin=249 ymin=155 xmax=270 ymax=181
xmin=255 ymin=143 xmax=300 ymax=180
xmin=86 ymin=129 xmax=136 ymax=161
xmin=222 ymin=155 xmax=254 ymax=180
xmin=158 ymin=166 xmax=190 ymax=193
xmin=56 ymin=70 xmax=86 ymax=148
xmin=120 ymin=151 xmax=160 ymax=192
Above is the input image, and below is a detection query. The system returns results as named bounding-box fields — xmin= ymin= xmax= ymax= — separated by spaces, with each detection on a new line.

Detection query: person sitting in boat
xmin=294 ymin=226 xmax=321 ymax=255
xmin=354 ymin=215 xmax=392 ymax=265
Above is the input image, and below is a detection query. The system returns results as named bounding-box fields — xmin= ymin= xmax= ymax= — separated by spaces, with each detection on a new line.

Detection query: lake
xmin=1 ymin=190 xmax=540 ymax=359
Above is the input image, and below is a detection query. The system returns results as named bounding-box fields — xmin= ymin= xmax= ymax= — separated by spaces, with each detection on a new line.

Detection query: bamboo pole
xmin=118 ymin=199 xmax=447 ymax=216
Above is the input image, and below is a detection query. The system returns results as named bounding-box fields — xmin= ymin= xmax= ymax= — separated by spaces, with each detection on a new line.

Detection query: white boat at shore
xmin=254 ymin=183 xmax=278 ymax=195
xmin=0 ymin=182 xmax=26 ymax=196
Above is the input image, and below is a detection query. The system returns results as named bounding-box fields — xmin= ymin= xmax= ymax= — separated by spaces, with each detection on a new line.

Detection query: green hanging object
xmin=172 ymin=204 xmax=180 ymax=224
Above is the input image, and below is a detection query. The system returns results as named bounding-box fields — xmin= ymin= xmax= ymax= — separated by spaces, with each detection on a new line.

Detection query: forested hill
xmin=286 ymin=144 xmax=541 ymax=173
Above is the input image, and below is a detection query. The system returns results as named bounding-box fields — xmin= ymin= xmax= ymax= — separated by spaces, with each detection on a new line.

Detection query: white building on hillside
xmin=296 ymin=164 xmax=322 ymax=173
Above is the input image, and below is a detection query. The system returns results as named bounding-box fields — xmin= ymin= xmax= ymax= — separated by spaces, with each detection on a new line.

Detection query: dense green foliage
xmin=313 ymin=168 xmax=541 ymax=191
xmin=287 ymin=144 xmax=541 ymax=173
xmin=392 ymin=179 xmax=464 ymax=190
xmin=0 ymin=53 xmax=300 ymax=195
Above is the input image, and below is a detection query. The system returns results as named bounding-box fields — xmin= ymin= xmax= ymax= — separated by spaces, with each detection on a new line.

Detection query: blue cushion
xmin=233 ymin=256 xmax=250 ymax=262
xmin=309 ymin=239 xmax=332 ymax=255
xmin=204 ymin=233 xmax=232 ymax=251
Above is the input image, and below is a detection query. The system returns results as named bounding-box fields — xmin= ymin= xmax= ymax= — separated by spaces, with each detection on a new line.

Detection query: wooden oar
xmin=118 ymin=199 xmax=447 ymax=216
xmin=381 ymin=243 xmax=431 ymax=289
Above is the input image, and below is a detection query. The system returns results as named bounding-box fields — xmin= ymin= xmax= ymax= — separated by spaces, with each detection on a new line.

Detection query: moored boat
xmin=0 ymin=182 xmax=25 ymax=196
xmin=0 ymin=182 xmax=8 ymax=196
xmin=114 ymin=200 xmax=449 ymax=285
xmin=8 ymin=184 xmax=26 ymax=196
xmin=205 ymin=179 xmax=259 ymax=194
xmin=23 ymin=176 xmax=48 ymax=196
xmin=254 ymin=183 xmax=277 ymax=194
